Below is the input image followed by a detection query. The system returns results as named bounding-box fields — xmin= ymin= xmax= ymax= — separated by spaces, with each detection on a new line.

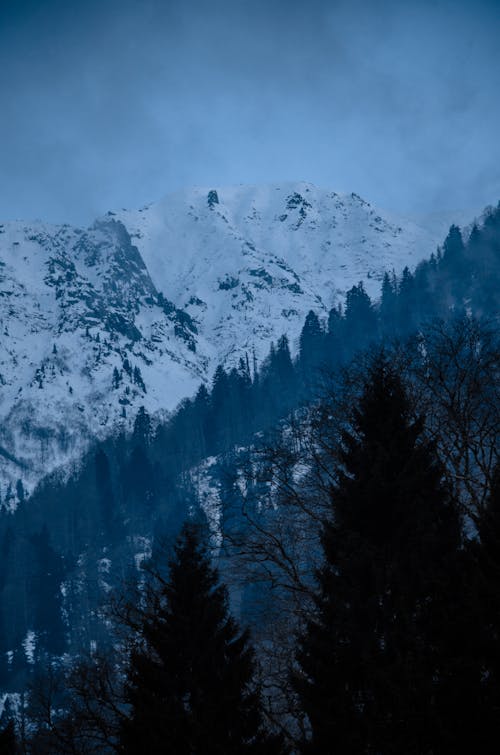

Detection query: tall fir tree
xmin=343 ymin=282 xmax=377 ymax=348
xmin=467 ymin=462 xmax=500 ymax=751
xmin=396 ymin=266 xmax=417 ymax=334
xmin=210 ymin=365 xmax=232 ymax=451
xmin=379 ymin=271 xmax=398 ymax=336
xmin=440 ymin=224 xmax=469 ymax=303
xmin=132 ymin=405 xmax=152 ymax=450
xmin=266 ymin=334 xmax=296 ymax=414
xmin=120 ymin=523 xmax=286 ymax=755
xmin=293 ymin=357 xmax=463 ymax=754
xmin=299 ymin=311 xmax=324 ymax=383
xmin=441 ymin=224 xmax=465 ymax=272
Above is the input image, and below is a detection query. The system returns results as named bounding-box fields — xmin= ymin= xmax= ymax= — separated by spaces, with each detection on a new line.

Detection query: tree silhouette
xmin=120 ymin=522 xmax=286 ymax=754
xmin=294 ymin=357 xmax=462 ymax=754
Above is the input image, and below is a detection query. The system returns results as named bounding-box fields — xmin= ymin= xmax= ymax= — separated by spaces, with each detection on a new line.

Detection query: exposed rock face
xmin=0 ymin=182 xmax=464 ymax=497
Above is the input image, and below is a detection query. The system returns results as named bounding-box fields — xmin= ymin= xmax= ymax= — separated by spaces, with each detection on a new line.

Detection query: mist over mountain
xmin=0 ymin=182 xmax=467 ymax=495
xmin=0 ymin=179 xmax=499 ymax=750
xmin=2 ymin=1 xmax=500 ymax=749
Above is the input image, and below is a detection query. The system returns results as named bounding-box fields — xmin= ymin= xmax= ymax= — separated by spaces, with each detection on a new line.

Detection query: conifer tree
xmin=343 ymin=282 xmax=377 ymax=347
xmin=293 ymin=357 xmax=462 ymax=754
xmin=266 ymin=334 xmax=296 ymax=413
xmin=299 ymin=311 xmax=324 ymax=385
xmin=379 ymin=271 xmax=398 ymax=336
xmin=210 ymin=365 xmax=232 ymax=450
xmin=397 ymin=266 xmax=417 ymax=333
xmin=468 ymin=462 xmax=500 ymax=750
xmin=120 ymin=523 xmax=286 ymax=755
xmin=412 ymin=260 xmax=437 ymax=321
xmin=440 ymin=224 xmax=469 ymax=302
xmin=441 ymin=224 xmax=465 ymax=271
xmin=132 ymin=405 xmax=152 ymax=449
xmin=191 ymin=383 xmax=211 ymax=457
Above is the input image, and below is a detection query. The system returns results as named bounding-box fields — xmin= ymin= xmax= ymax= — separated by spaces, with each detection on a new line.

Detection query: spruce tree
xmin=440 ymin=224 xmax=469 ymax=302
xmin=293 ymin=357 xmax=462 ymax=754
xmin=468 ymin=463 xmax=500 ymax=751
xmin=441 ymin=224 xmax=465 ymax=272
xmin=132 ymin=405 xmax=152 ymax=449
xmin=120 ymin=523 xmax=286 ymax=755
xmin=326 ymin=305 xmax=344 ymax=368
xmin=343 ymin=282 xmax=377 ymax=348
xmin=379 ymin=271 xmax=398 ymax=336
xmin=397 ymin=266 xmax=417 ymax=334
xmin=299 ymin=311 xmax=324 ymax=379
xmin=210 ymin=365 xmax=232 ymax=451
xmin=266 ymin=334 xmax=296 ymax=413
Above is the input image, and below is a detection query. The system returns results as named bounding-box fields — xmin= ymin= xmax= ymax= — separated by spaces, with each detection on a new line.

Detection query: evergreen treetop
xmin=294 ymin=356 xmax=462 ymax=754
xmin=120 ymin=522 xmax=286 ymax=754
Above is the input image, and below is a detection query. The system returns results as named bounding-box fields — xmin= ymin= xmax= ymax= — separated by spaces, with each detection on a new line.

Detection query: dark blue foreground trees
xmin=120 ymin=523 xmax=287 ymax=755
xmin=293 ymin=358 xmax=464 ymax=754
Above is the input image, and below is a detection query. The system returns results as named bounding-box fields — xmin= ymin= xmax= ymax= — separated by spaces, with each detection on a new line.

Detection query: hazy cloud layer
xmin=1 ymin=0 xmax=499 ymax=224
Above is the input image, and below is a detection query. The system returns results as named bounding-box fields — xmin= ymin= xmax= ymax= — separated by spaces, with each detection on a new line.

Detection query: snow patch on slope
xmin=0 ymin=183 xmax=470 ymax=496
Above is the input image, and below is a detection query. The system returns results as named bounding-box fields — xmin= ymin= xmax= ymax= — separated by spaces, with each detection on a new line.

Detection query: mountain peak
xmin=0 ymin=183 xmax=470 ymax=496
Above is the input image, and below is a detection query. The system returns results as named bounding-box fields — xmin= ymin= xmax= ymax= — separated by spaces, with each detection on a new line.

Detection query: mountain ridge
xmin=0 ymin=182 xmax=472 ymax=497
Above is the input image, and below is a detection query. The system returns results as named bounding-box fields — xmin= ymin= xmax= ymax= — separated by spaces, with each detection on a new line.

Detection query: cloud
xmin=0 ymin=0 xmax=499 ymax=224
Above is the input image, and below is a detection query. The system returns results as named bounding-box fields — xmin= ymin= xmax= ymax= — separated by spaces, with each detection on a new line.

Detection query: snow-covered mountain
xmin=0 ymin=182 xmax=466 ymax=498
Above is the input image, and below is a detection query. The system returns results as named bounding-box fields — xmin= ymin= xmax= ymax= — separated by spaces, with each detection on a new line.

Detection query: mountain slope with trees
xmin=0 ymin=201 xmax=500 ymax=750
xmin=0 ymin=183 xmax=463 ymax=494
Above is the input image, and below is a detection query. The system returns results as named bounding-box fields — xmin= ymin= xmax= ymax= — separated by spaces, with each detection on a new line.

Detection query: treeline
xmin=3 ymin=352 xmax=500 ymax=752
xmin=153 ymin=202 xmax=500 ymax=460
xmin=0 ymin=205 xmax=499 ymax=714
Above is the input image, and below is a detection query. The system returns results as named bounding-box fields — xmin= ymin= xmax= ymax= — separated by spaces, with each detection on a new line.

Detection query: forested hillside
xmin=1 ymin=203 xmax=500 ymax=751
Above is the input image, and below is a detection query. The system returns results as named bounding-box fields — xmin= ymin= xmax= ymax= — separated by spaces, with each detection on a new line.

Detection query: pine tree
xmin=470 ymin=206 xmax=500 ymax=314
xmin=379 ymin=271 xmax=398 ymax=336
xmin=397 ymin=266 xmax=417 ymax=334
xmin=440 ymin=224 xmax=469 ymax=303
xmin=132 ymin=405 xmax=152 ymax=449
xmin=468 ymin=463 xmax=500 ymax=751
xmin=326 ymin=304 xmax=344 ymax=368
xmin=441 ymin=224 xmax=465 ymax=271
xmin=191 ymin=383 xmax=211 ymax=457
xmin=293 ymin=357 xmax=462 ymax=754
xmin=133 ymin=366 xmax=146 ymax=392
xmin=413 ymin=260 xmax=437 ymax=321
xmin=112 ymin=366 xmax=121 ymax=389
xmin=210 ymin=365 xmax=231 ymax=451
xmin=299 ymin=311 xmax=324 ymax=385
xmin=120 ymin=523 xmax=285 ymax=754
xmin=343 ymin=282 xmax=377 ymax=348
xmin=267 ymin=334 xmax=296 ymax=413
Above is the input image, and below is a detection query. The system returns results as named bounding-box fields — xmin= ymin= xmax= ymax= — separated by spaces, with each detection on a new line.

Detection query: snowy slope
xmin=0 ymin=183 xmax=466 ymax=498
xmin=117 ymin=183 xmax=458 ymax=361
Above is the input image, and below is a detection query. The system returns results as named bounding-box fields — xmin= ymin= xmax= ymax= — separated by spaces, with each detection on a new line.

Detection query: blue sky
xmin=1 ymin=0 xmax=499 ymax=224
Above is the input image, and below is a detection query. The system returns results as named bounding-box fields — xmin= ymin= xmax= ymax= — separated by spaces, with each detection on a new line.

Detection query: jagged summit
xmin=0 ymin=182 xmax=468 ymax=497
